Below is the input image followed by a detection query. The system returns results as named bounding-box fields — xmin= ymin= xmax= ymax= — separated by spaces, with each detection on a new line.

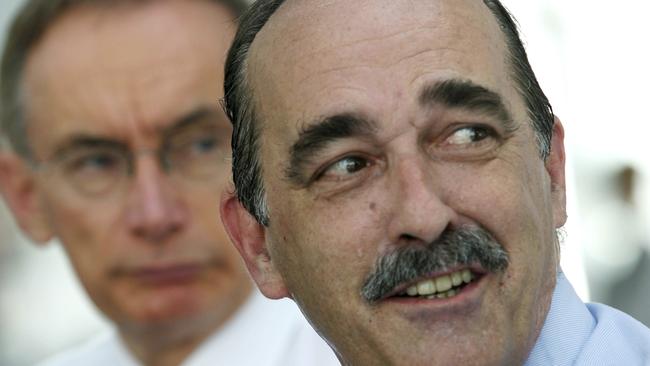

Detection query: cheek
xmin=42 ymin=189 xmax=120 ymax=259
xmin=40 ymin=192 xmax=122 ymax=305
xmin=185 ymin=181 xmax=236 ymax=251
xmin=268 ymin=196 xmax=382 ymax=339
xmin=449 ymin=146 xmax=551 ymax=232
xmin=270 ymin=192 xmax=381 ymax=295
xmin=449 ymin=155 xmax=557 ymax=280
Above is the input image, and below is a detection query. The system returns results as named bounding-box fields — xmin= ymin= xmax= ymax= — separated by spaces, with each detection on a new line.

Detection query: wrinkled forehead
xmin=248 ymin=0 xmax=512 ymax=127
xmin=21 ymin=0 xmax=235 ymax=148
xmin=256 ymin=0 xmax=496 ymax=53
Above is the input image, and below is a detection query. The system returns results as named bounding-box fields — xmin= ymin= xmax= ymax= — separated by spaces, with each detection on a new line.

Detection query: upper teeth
xmin=405 ymin=269 xmax=474 ymax=297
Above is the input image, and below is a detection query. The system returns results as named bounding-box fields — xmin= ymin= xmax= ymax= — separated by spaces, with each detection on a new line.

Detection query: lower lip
xmin=130 ymin=264 xmax=204 ymax=286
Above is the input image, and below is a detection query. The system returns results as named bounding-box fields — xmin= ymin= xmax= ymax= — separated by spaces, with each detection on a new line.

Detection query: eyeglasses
xmin=31 ymin=120 xmax=229 ymax=198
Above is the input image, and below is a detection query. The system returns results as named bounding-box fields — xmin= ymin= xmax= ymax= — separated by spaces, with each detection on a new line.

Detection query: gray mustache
xmin=361 ymin=227 xmax=509 ymax=303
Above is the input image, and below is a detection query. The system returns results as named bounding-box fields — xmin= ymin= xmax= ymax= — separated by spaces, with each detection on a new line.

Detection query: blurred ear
xmin=220 ymin=189 xmax=289 ymax=299
xmin=545 ymin=117 xmax=567 ymax=228
xmin=0 ymin=153 xmax=53 ymax=243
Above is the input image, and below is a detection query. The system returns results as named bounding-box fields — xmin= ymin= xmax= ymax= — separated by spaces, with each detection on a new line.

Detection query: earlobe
xmin=0 ymin=153 xmax=53 ymax=244
xmin=220 ymin=188 xmax=290 ymax=299
xmin=545 ymin=117 xmax=567 ymax=228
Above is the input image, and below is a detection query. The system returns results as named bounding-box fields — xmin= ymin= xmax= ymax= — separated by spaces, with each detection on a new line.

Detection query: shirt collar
xmin=525 ymin=271 xmax=596 ymax=365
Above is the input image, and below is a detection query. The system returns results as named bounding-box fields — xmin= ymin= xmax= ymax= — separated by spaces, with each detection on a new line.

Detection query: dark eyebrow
xmin=419 ymin=79 xmax=516 ymax=132
xmin=284 ymin=80 xmax=514 ymax=186
xmin=286 ymin=113 xmax=377 ymax=185
xmin=162 ymin=106 xmax=227 ymax=137
xmin=47 ymin=106 xmax=226 ymax=162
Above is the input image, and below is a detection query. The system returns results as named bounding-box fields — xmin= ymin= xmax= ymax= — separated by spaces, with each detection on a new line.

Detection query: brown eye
xmin=430 ymin=124 xmax=502 ymax=162
xmin=319 ymin=156 xmax=369 ymax=180
xmin=446 ymin=126 xmax=491 ymax=145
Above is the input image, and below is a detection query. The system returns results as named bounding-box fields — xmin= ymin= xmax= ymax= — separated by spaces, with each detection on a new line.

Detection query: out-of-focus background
xmin=1 ymin=0 xmax=649 ymax=365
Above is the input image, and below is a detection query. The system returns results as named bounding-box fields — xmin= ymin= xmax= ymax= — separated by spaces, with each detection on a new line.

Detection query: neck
xmin=119 ymin=285 xmax=253 ymax=366
xmin=120 ymin=318 xmax=215 ymax=366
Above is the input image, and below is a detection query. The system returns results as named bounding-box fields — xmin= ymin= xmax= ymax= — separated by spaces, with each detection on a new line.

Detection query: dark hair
xmin=482 ymin=0 xmax=554 ymax=159
xmin=0 ymin=0 xmax=249 ymax=156
xmin=223 ymin=0 xmax=555 ymax=225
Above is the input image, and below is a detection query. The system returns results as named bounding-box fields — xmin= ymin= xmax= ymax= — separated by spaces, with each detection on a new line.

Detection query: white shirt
xmin=40 ymin=273 xmax=650 ymax=365
xmin=38 ymin=292 xmax=339 ymax=366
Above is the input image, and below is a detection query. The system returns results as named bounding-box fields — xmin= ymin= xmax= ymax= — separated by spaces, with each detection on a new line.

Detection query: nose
xmin=386 ymin=155 xmax=457 ymax=245
xmin=124 ymin=154 xmax=188 ymax=243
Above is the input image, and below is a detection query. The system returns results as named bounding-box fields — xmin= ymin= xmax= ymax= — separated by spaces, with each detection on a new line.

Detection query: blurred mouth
xmin=125 ymin=263 xmax=205 ymax=286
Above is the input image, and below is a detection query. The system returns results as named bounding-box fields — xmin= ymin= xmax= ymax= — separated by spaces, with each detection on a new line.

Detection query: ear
xmin=220 ymin=188 xmax=290 ymax=299
xmin=545 ymin=117 xmax=567 ymax=228
xmin=0 ymin=152 xmax=53 ymax=243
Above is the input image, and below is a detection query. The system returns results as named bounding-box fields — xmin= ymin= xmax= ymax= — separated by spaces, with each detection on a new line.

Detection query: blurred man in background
xmin=0 ymin=0 xmax=336 ymax=365
xmin=220 ymin=0 xmax=650 ymax=364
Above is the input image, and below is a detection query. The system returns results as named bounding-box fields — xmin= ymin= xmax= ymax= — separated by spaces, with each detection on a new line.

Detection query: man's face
xmin=240 ymin=0 xmax=567 ymax=364
xmin=17 ymin=0 xmax=250 ymax=337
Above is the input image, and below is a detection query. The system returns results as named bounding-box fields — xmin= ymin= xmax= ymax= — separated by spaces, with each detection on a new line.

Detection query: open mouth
xmin=393 ymin=268 xmax=479 ymax=300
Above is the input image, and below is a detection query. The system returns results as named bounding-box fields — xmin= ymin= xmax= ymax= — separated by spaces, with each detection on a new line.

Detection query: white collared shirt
xmin=38 ymin=291 xmax=339 ymax=366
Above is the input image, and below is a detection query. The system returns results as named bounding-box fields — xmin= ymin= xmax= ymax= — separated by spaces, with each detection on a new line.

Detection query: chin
xmin=117 ymin=286 xmax=212 ymax=328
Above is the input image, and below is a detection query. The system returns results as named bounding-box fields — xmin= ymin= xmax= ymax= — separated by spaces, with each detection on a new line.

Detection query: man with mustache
xmin=219 ymin=0 xmax=650 ymax=364
xmin=0 ymin=0 xmax=337 ymax=365
xmin=362 ymin=228 xmax=508 ymax=303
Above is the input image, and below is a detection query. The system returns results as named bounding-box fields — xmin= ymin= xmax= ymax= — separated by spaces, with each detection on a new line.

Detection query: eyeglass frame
xmin=26 ymin=107 xmax=231 ymax=198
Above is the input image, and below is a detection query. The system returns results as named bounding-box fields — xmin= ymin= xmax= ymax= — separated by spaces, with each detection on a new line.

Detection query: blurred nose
xmin=386 ymin=154 xmax=457 ymax=245
xmin=125 ymin=154 xmax=188 ymax=242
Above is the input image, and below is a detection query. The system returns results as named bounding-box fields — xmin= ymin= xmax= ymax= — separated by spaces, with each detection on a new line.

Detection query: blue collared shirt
xmin=526 ymin=272 xmax=650 ymax=365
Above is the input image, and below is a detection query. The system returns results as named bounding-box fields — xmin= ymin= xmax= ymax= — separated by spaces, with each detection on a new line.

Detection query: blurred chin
xmin=100 ymin=280 xmax=212 ymax=331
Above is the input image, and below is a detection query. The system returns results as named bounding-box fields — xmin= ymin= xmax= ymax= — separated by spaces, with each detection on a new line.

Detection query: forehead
xmin=22 ymin=0 xmax=235 ymax=146
xmin=249 ymin=0 xmax=516 ymax=132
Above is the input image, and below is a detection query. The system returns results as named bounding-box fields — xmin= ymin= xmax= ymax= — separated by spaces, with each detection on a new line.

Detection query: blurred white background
xmin=1 ymin=0 xmax=649 ymax=365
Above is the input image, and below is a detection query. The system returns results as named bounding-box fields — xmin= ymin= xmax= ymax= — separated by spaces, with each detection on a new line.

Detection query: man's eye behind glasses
xmin=187 ymin=136 xmax=220 ymax=156
xmin=168 ymin=126 xmax=222 ymax=160
xmin=64 ymin=150 xmax=124 ymax=177
xmin=168 ymin=131 xmax=225 ymax=180
xmin=57 ymin=149 xmax=127 ymax=196
xmin=171 ymin=135 xmax=221 ymax=163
